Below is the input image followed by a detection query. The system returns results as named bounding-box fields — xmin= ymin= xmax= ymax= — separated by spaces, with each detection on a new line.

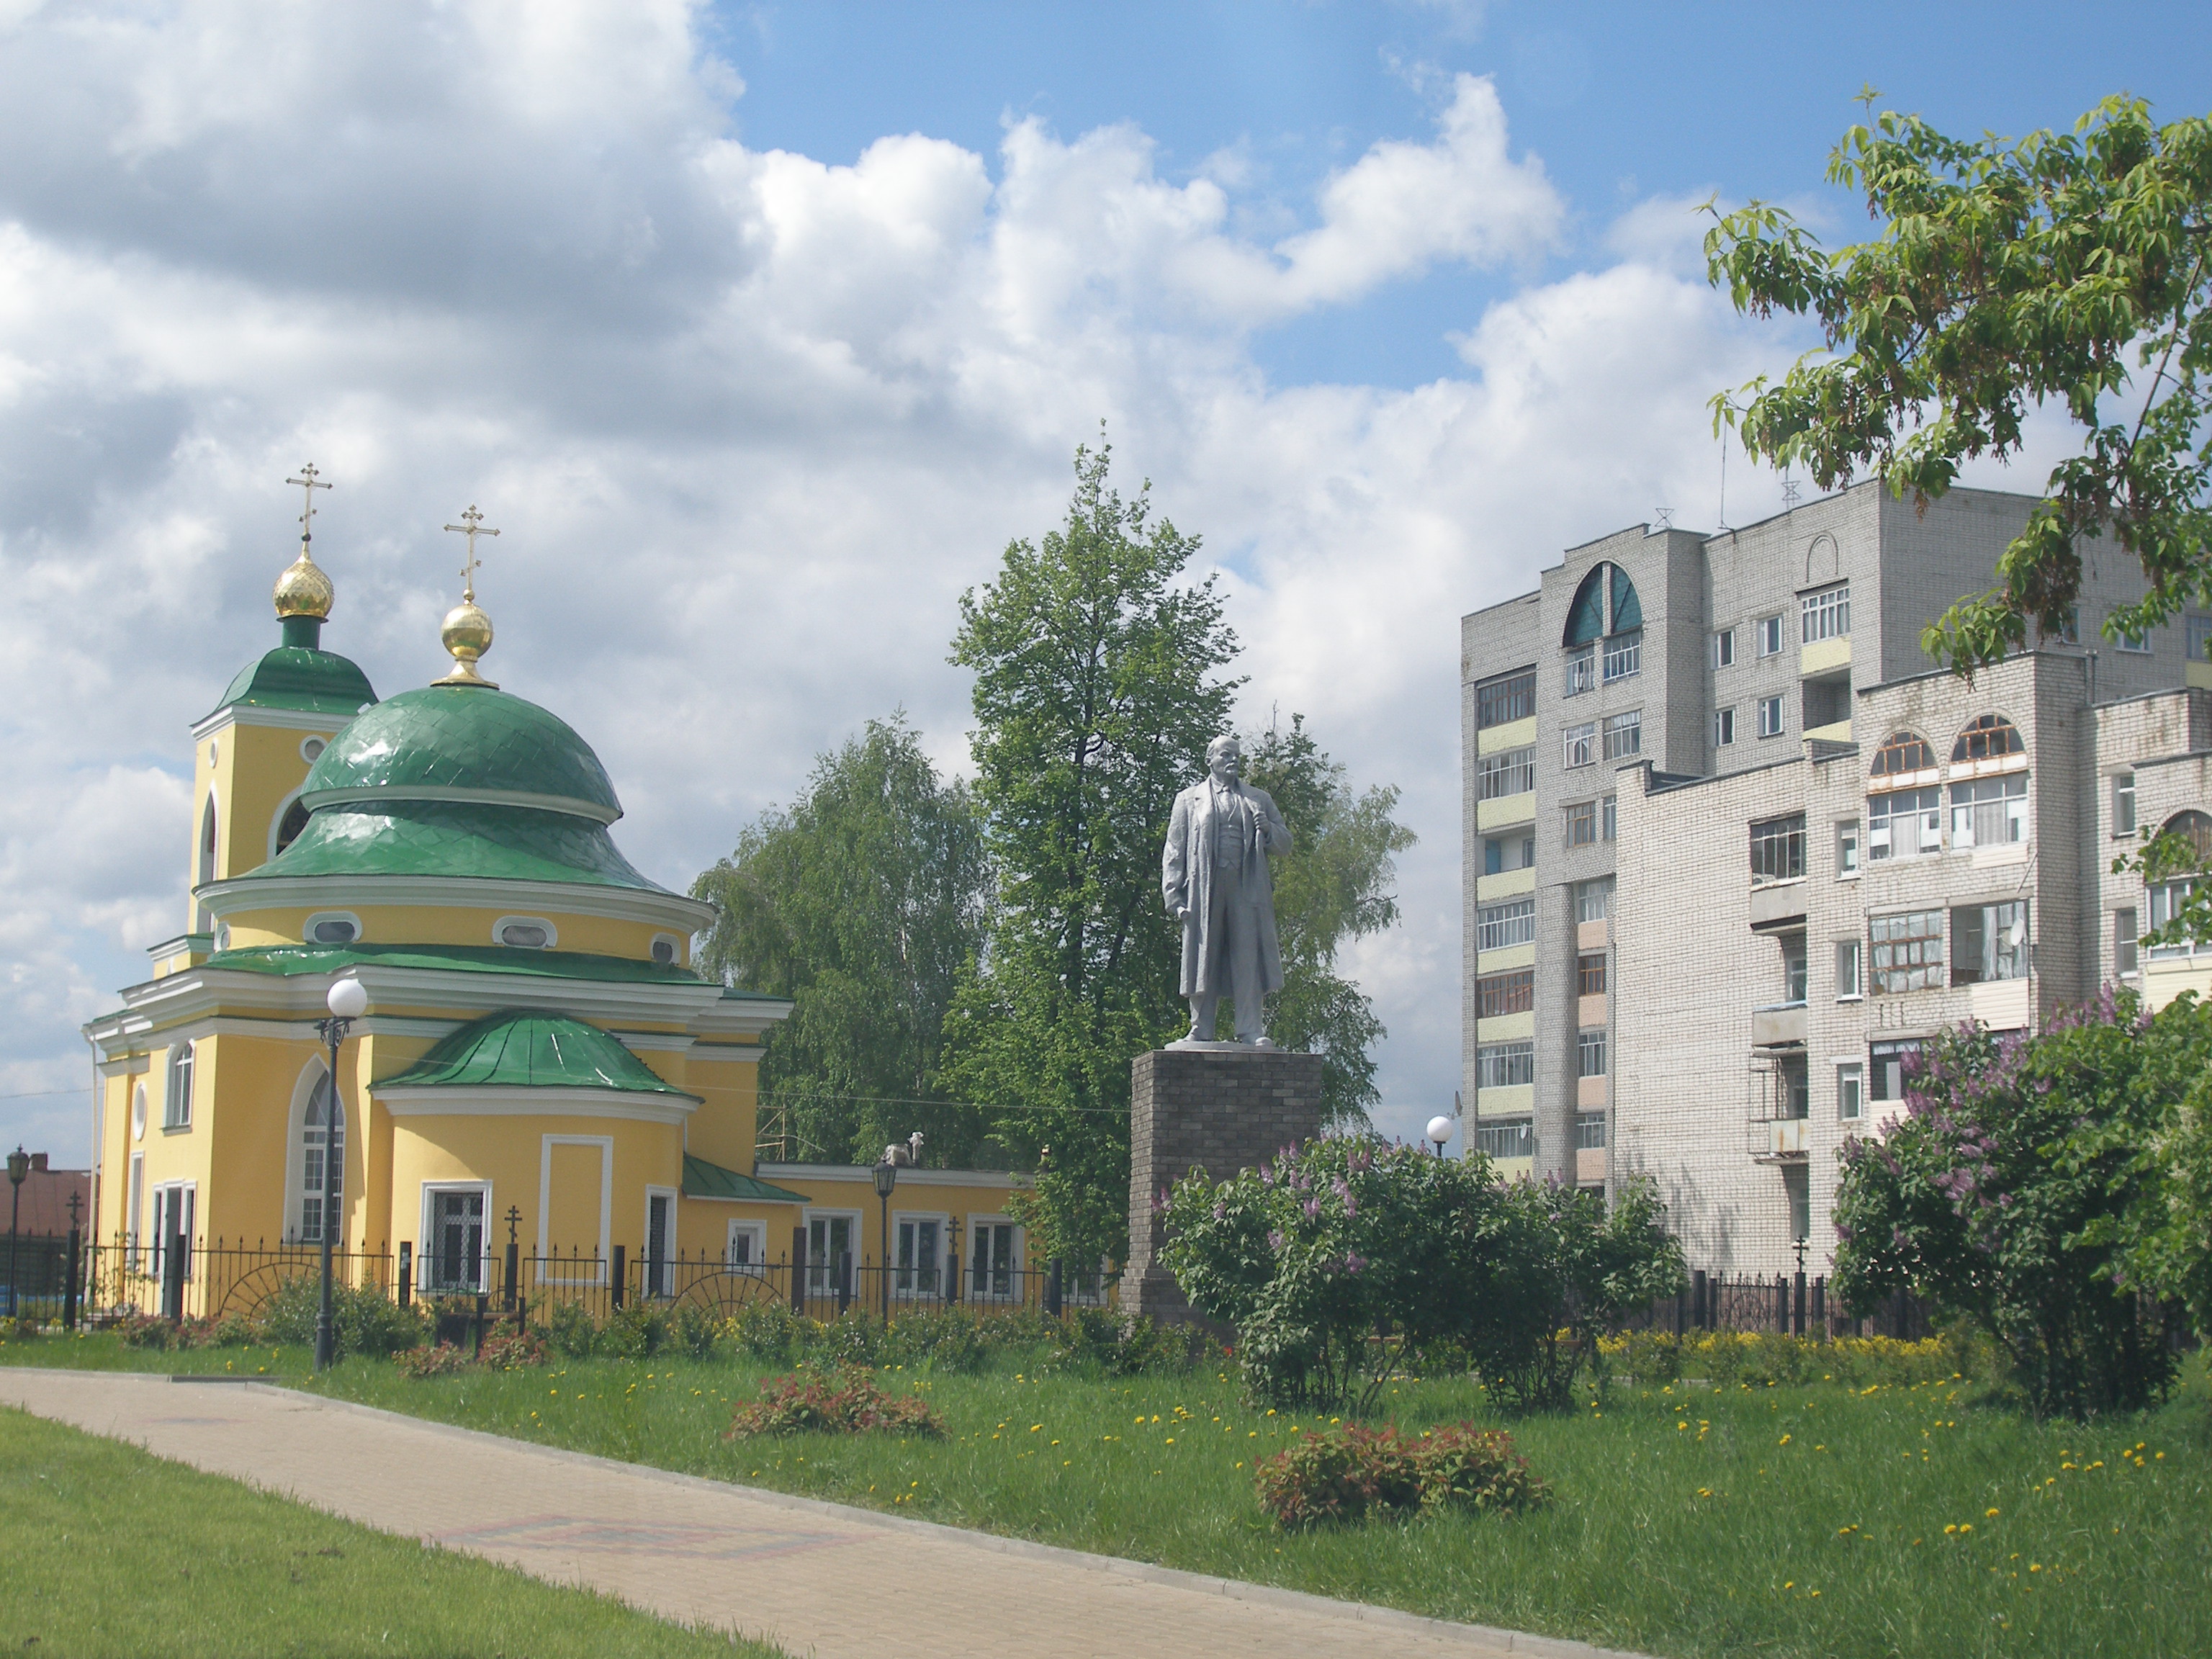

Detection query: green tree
xmin=691 ymin=716 xmax=990 ymax=1165
xmin=940 ymin=433 xmax=1241 ymax=1267
xmin=1704 ymin=94 xmax=2212 ymax=672
xmin=1239 ymin=714 xmax=1416 ymax=1129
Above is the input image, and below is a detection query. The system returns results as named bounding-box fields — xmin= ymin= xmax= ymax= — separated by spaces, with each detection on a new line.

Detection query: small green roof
xmin=301 ymin=685 xmax=621 ymax=822
xmin=243 ymin=799 xmax=668 ymax=889
xmin=210 ymin=645 xmax=378 ymax=719
xmin=681 ymin=1154 xmax=810 ymax=1205
xmin=200 ymin=940 xmax=724 ymax=986
xmin=377 ymin=1010 xmax=693 ymax=1096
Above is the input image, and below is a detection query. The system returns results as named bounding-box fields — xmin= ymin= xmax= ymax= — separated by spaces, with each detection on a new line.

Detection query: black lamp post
xmin=314 ymin=977 xmax=370 ymax=1371
xmin=873 ymin=1156 xmax=897 ymax=1319
xmin=6 ymin=1145 xmax=27 ymax=1322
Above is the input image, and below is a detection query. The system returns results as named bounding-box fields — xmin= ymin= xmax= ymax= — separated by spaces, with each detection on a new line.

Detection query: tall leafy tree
xmin=941 ymin=434 xmax=1241 ymax=1267
xmin=1704 ymin=94 xmax=2212 ymax=672
xmin=691 ymin=716 xmax=990 ymax=1165
xmin=1239 ymin=714 xmax=1416 ymax=1130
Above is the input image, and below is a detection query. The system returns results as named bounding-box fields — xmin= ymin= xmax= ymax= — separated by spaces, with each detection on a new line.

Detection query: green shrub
xmin=1251 ymin=1421 xmax=1547 ymax=1530
xmin=723 ymin=1366 xmax=946 ymax=1439
xmin=811 ymin=1310 xmax=889 ymax=1367
xmin=1054 ymin=1306 xmax=1220 ymax=1376
xmin=255 ymin=1277 xmax=428 ymax=1359
xmin=116 ymin=1313 xmax=176 ymax=1349
xmin=724 ymin=1300 xmax=807 ymax=1362
xmin=600 ymin=1304 xmax=670 ymax=1361
xmin=670 ymin=1303 xmax=720 ymax=1360
xmin=543 ymin=1302 xmax=598 ymax=1358
xmin=395 ymin=1342 xmax=474 ymax=1379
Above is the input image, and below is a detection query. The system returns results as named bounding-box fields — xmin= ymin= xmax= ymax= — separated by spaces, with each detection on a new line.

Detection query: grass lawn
xmin=0 ymin=1403 xmax=783 ymax=1659
xmin=9 ymin=1328 xmax=2208 ymax=1658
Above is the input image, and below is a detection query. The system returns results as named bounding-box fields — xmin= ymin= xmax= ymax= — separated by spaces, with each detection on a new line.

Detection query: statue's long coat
xmin=1161 ymin=778 xmax=1291 ymax=998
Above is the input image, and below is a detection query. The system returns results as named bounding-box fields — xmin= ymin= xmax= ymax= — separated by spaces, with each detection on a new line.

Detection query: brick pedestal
xmin=1118 ymin=1047 xmax=1324 ymax=1324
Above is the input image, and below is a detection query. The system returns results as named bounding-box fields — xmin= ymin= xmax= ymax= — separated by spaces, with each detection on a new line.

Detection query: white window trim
xmin=649 ymin=932 xmax=686 ymax=968
xmin=724 ymin=1219 xmax=767 ymax=1274
xmin=892 ymin=1209 xmax=952 ymax=1301
xmin=126 ymin=1151 xmax=145 ymax=1269
xmin=131 ymin=1084 xmax=147 ymax=1142
xmin=302 ymin=910 xmax=364 ymax=946
xmin=1835 ymin=1061 xmax=1866 ymax=1122
xmin=966 ymin=1214 xmax=1022 ymax=1302
xmin=1757 ymin=695 xmax=1786 ymax=739
xmin=1835 ymin=938 xmax=1864 ymax=1002
xmin=535 ymin=1135 xmax=611 ymax=1283
xmin=282 ymin=1059 xmax=341 ymax=1245
xmin=299 ymin=734 xmax=332 ymax=764
xmin=420 ymin=1179 xmax=495 ymax=1295
xmin=493 ymin=915 xmax=559 ymax=950
xmin=163 ymin=1041 xmax=194 ymax=1133
xmin=804 ymin=1208 xmax=864 ymax=1292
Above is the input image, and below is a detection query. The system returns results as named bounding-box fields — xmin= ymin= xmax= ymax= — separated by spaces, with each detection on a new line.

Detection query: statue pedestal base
xmin=1118 ymin=1046 xmax=1324 ymax=1325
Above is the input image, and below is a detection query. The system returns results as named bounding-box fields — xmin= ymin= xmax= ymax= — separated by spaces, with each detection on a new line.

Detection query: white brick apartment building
xmin=1462 ymin=481 xmax=2212 ymax=1272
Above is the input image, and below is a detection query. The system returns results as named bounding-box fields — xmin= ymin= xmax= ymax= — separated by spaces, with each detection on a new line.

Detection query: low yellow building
xmin=83 ymin=506 xmax=1030 ymax=1318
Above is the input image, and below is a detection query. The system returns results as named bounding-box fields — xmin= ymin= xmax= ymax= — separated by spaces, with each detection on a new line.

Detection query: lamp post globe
xmin=1425 ymin=1115 xmax=1454 ymax=1157
xmin=314 ymin=979 xmax=369 ymax=1371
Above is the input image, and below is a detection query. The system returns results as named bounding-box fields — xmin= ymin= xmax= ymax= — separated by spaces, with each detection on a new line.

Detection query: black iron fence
xmin=1624 ymin=1270 xmax=1936 ymax=1341
xmin=52 ymin=1231 xmax=1120 ymax=1331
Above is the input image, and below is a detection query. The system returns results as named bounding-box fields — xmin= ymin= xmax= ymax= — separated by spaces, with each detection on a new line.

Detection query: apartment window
xmin=1477 ymin=1041 xmax=1536 ymax=1089
xmin=2110 ymin=611 xmax=2152 ymax=652
xmin=1578 ymin=953 xmax=1607 ymax=996
xmin=1870 ymin=1040 xmax=1922 ymax=1102
xmin=1563 ymin=646 xmax=1596 ymax=697
xmin=2113 ymin=773 xmax=2136 ymax=836
xmin=163 ymin=1041 xmax=194 ymax=1132
xmin=1837 ymin=1062 xmax=1864 ymax=1121
xmin=1868 ymin=786 xmax=1942 ymax=860
xmin=1475 ymin=746 xmax=1536 ymax=801
xmin=2116 ymin=908 xmax=2139 ymax=975
xmin=1870 ymin=730 xmax=1936 ymax=778
xmin=1782 ymin=936 xmax=1809 ymax=1004
xmin=1801 ymin=583 xmax=1851 ymax=643
xmin=1870 ymin=909 xmax=1945 ymax=994
xmin=1950 ymin=774 xmax=2028 ymax=848
xmin=1601 ymin=795 xmax=1617 ymax=842
xmin=1575 ymin=1112 xmax=1608 ymax=1150
xmin=1755 ymin=614 xmax=1784 ymax=657
xmin=1602 ymin=630 xmax=1642 ymax=683
xmin=1476 ymin=670 xmax=1537 ymax=729
xmin=1565 ymin=801 xmax=1599 ymax=846
xmin=1564 ymin=722 xmax=1596 ymax=768
xmin=1712 ymin=627 xmax=1736 ymax=668
xmin=1953 ymin=900 xmax=2028 ymax=985
xmin=1577 ymin=1030 xmax=1609 ymax=1078
xmin=1750 ymin=814 xmax=1805 ymax=884
xmin=1477 ymin=899 xmax=1537 ymax=953
xmin=1574 ymin=877 xmax=1614 ymax=923
xmin=1475 ymin=1120 xmax=1533 ymax=1159
xmin=1602 ymin=709 xmax=1642 ymax=760
xmin=1835 ymin=938 xmax=1863 ymax=999
xmin=2190 ymin=614 xmax=2212 ymax=664
xmin=1714 ymin=706 xmax=1736 ymax=746
xmin=1483 ymin=834 xmax=1536 ymax=875
xmin=1757 ymin=695 xmax=1786 ymax=739
xmin=1951 ymin=713 xmax=2024 ymax=762
xmin=1836 ymin=819 xmax=1861 ymax=876
xmin=1478 ymin=968 xmax=1534 ymax=1018
xmin=2147 ymin=879 xmax=2202 ymax=960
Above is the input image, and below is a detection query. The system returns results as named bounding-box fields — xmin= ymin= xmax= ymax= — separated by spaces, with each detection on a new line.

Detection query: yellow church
xmin=82 ymin=484 xmax=1030 ymax=1319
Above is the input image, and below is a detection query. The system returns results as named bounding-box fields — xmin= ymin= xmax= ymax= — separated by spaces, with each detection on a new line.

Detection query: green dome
xmin=208 ymin=644 xmax=378 ymax=720
xmin=297 ymin=685 xmax=621 ymax=824
xmin=376 ymin=1010 xmax=693 ymax=1096
xmin=252 ymin=799 xmax=667 ymax=889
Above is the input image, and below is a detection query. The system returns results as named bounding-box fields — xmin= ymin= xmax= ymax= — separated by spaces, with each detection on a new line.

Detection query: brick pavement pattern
xmin=1120 ymin=1047 xmax=1323 ymax=1323
xmin=1 ymin=1369 xmax=1645 ymax=1659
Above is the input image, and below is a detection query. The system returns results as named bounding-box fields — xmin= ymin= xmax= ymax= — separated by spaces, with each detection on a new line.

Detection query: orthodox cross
xmin=443 ymin=505 xmax=500 ymax=603
xmin=287 ymin=463 xmax=332 ymax=549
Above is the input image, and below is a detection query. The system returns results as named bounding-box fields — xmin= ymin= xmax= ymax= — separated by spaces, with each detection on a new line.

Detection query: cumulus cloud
xmin=0 ymin=1 xmax=1799 ymax=1159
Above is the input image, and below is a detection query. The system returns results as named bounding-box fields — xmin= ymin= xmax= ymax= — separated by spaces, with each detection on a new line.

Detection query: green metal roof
xmin=300 ymin=685 xmax=621 ymax=821
xmin=681 ymin=1154 xmax=810 ymax=1205
xmin=199 ymin=940 xmax=722 ymax=986
xmin=377 ymin=1010 xmax=693 ymax=1095
xmin=242 ymin=800 xmax=667 ymax=889
xmin=210 ymin=645 xmax=378 ymax=719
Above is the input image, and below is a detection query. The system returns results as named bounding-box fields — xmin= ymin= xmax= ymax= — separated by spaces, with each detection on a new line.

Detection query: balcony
xmin=1751 ymin=1001 xmax=1807 ymax=1050
xmin=1749 ymin=878 xmax=1807 ymax=931
xmin=1749 ymin=1116 xmax=1810 ymax=1161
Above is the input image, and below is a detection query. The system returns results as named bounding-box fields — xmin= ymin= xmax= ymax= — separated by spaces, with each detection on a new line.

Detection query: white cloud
xmin=0 ymin=1 xmax=1801 ymax=1158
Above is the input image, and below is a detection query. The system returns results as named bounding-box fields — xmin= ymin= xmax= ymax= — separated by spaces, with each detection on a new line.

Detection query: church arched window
xmin=195 ymin=793 xmax=219 ymax=934
xmin=297 ymin=1074 xmax=345 ymax=1244
xmin=274 ymin=796 xmax=310 ymax=856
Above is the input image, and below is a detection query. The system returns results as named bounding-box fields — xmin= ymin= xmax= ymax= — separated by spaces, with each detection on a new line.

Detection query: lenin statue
xmin=1161 ymin=734 xmax=1292 ymax=1045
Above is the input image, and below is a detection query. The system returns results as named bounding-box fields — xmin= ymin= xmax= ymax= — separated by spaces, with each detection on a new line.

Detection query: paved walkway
xmin=2 ymin=1370 xmax=1642 ymax=1659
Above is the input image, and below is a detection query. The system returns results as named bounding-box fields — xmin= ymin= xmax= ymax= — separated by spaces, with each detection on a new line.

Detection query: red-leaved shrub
xmin=1252 ymin=1421 xmax=1547 ymax=1529
xmin=724 ymin=1366 xmax=945 ymax=1439
xmin=479 ymin=1328 xmax=549 ymax=1370
xmin=394 ymin=1341 xmax=472 ymax=1379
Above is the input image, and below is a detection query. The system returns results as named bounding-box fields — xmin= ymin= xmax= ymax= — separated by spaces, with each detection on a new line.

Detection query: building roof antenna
xmin=1653 ymin=505 xmax=1673 ymax=531
xmin=1717 ymin=428 xmax=1730 ymax=531
xmin=1781 ymin=470 xmax=1803 ymax=511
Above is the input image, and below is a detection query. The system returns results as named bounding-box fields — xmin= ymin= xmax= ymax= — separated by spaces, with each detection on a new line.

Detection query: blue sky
xmin=0 ymin=0 xmax=2203 ymax=1161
